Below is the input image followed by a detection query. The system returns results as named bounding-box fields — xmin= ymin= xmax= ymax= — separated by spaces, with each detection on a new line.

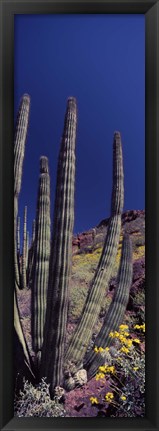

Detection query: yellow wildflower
xmin=90 ymin=396 xmax=99 ymax=405
xmin=133 ymin=366 xmax=139 ymax=371
xmin=134 ymin=324 xmax=140 ymax=329
xmin=120 ymin=346 xmax=129 ymax=354
xmin=94 ymin=346 xmax=99 ymax=353
xmin=124 ymin=338 xmax=133 ymax=348
xmin=120 ymin=395 xmax=126 ymax=401
xmin=98 ymin=347 xmax=104 ymax=352
xmin=114 ymin=331 xmax=120 ymax=338
xmin=119 ymin=335 xmax=127 ymax=344
xmin=119 ymin=324 xmax=128 ymax=331
xmin=109 ymin=331 xmax=114 ymax=338
xmin=98 ymin=366 xmax=106 ymax=373
xmin=105 ymin=347 xmax=110 ymax=351
xmin=123 ymin=332 xmax=129 ymax=337
xmin=105 ymin=392 xmax=114 ymax=402
xmin=109 ymin=366 xmax=116 ymax=374
xmin=95 ymin=372 xmax=105 ymax=380
xmin=133 ymin=338 xmax=140 ymax=344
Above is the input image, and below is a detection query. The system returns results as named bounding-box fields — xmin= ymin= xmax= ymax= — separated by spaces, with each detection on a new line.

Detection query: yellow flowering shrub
xmin=89 ymin=322 xmax=145 ymax=416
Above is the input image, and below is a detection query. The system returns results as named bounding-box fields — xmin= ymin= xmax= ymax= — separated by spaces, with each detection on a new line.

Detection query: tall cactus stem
xmin=65 ymin=131 xmax=124 ymax=369
xmin=17 ymin=216 xmax=20 ymax=256
xmin=14 ymin=94 xmax=30 ymax=287
xmin=31 ymin=219 xmax=36 ymax=244
xmin=26 ymin=231 xmax=29 ymax=270
xmin=85 ymin=233 xmax=133 ymax=379
xmin=31 ymin=157 xmax=51 ymax=360
xmin=40 ymin=97 xmax=77 ymax=394
xmin=21 ymin=206 xmax=27 ymax=289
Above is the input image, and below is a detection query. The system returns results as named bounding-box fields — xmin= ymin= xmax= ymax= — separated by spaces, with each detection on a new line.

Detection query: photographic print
xmin=14 ymin=14 xmax=145 ymax=418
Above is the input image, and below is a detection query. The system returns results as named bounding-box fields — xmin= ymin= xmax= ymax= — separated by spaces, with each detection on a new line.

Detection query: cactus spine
xmin=21 ymin=206 xmax=27 ymax=289
xmin=40 ymin=98 xmax=77 ymax=394
xmin=31 ymin=157 xmax=51 ymax=361
xmin=65 ymin=132 xmax=124 ymax=369
xmin=85 ymin=233 xmax=133 ymax=379
xmin=14 ymin=94 xmax=30 ymax=287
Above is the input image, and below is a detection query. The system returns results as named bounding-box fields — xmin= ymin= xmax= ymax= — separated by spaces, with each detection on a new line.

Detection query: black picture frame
xmin=0 ymin=0 xmax=159 ymax=430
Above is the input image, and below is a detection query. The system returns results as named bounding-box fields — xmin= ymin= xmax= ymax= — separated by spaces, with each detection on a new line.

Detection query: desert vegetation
xmin=14 ymin=94 xmax=145 ymax=417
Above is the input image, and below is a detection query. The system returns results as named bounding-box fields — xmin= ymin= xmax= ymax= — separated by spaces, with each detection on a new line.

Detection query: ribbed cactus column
xmin=65 ymin=131 xmax=124 ymax=370
xmin=40 ymin=98 xmax=77 ymax=394
xmin=16 ymin=216 xmax=21 ymax=277
xmin=21 ymin=206 xmax=27 ymax=289
xmin=27 ymin=219 xmax=36 ymax=288
xmin=85 ymin=233 xmax=133 ymax=379
xmin=26 ymin=231 xmax=29 ymax=270
xmin=17 ymin=216 xmax=20 ymax=257
xmin=31 ymin=157 xmax=51 ymax=362
xmin=14 ymin=95 xmax=33 ymax=381
xmin=14 ymin=94 xmax=30 ymax=287
xmin=31 ymin=219 xmax=36 ymax=244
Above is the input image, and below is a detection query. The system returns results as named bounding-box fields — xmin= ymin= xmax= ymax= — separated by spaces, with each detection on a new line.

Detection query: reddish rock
xmin=64 ymin=376 xmax=111 ymax=417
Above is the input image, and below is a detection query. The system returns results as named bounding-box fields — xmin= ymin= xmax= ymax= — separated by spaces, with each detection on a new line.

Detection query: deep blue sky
xmin=14 ymin=14 xmax=145 ymax=240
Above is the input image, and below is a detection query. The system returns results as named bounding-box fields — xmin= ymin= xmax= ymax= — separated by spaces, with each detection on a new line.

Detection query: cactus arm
xmin=17 ymin=216 xmax=20 ymax=256
xmin=14 ymin=94 xmax=30 ymax=287
xmin=14 ymin=95 xmax=33 ymax=379
xmin=26 ymin=231 xmax=29 ymax=270
xmin=40 ymin=98 xmax=77 ymax=393
xmin=65 ymin=132 xmax=124 ymax=369
xmin=85 ymin=233 xmax=133 ymax=379
xmin=31 ymin=157 xmax=51 ymax=360
xmin=21 ymin=206 xmax=27 ymax=289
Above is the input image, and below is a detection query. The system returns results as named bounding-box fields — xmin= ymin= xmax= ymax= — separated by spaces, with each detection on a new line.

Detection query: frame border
xmin=0 ymin=0 xmax=159 ymax=430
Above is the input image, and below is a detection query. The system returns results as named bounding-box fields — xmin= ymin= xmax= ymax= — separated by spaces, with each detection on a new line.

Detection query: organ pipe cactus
xmin=40 ymin=98 xmax=77 ymax=394
xmin=14 ymin=94 xmax=134 ymax=397
xmin=65 ymin=131 xmax=124 ymax=371
xmin=14 ymin=94 xmax=30 ymax=287
xmin=84 ymin=233 xmax=133 ymax=379
xmin=31 ymin=156 xmax=51 ymax=362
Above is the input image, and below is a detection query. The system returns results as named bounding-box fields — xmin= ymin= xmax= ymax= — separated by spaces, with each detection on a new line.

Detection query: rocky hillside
xmin=17 ymin=209 xmax=145 ymax=417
